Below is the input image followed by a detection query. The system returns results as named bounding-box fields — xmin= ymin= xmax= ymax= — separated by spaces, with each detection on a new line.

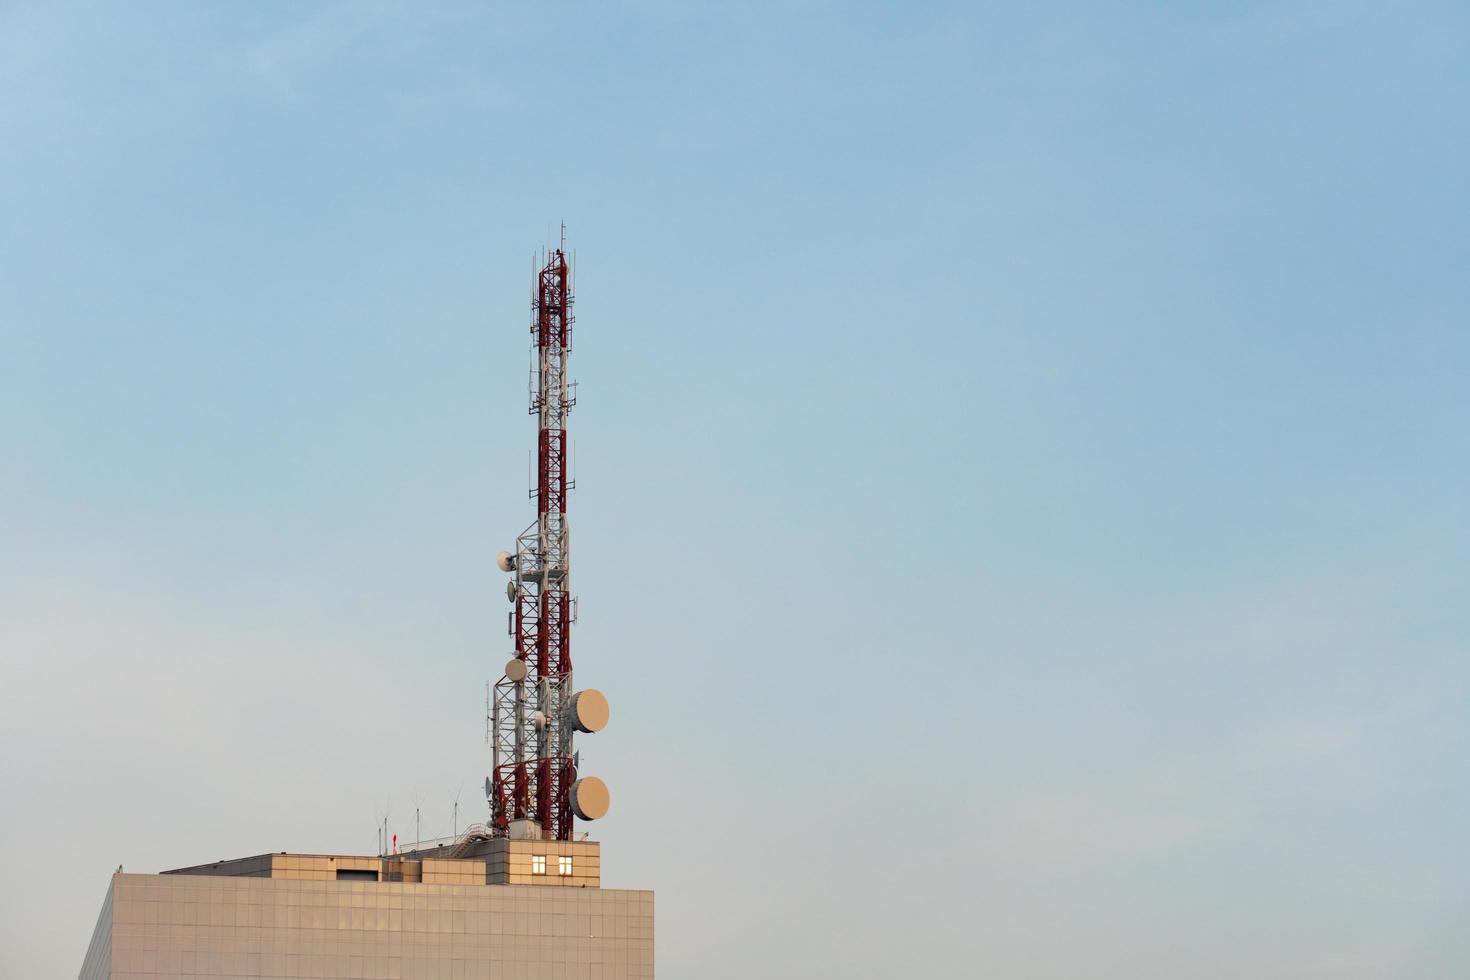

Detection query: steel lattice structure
xmin=487 ymin=235 xmax=593 ymax=841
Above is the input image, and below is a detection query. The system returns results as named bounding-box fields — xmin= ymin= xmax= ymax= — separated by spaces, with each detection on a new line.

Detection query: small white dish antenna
xmin=504 ymin=658 xmax=528 ymax=683
xmin=505 ymin=581 xmax=517 ymax=602
xmin=496 ymin=551 xmax=515 ymax=573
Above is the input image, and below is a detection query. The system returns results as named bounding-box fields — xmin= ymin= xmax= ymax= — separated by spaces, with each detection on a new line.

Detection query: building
xmin=78 ymin=838 xmax=653 ymax=979
xmin=77 ymin=236 xmax=648 ymax=978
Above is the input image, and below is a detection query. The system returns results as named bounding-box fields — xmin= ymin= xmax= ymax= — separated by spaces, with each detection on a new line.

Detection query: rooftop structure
xmin=165 ymin=838 xmax=603 ymax=888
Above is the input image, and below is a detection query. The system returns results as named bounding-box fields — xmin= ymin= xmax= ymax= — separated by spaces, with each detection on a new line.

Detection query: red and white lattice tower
xmin=488 ymin=231 xmax=610 ymax=841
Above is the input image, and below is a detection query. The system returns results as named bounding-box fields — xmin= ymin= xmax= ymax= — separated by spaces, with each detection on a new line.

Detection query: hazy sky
xmin=2 ymin=2 xmax=1468 ymax=977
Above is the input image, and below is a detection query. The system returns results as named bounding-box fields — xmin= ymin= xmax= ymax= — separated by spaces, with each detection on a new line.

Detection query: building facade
xmin=78 ymin=842 xmax=653 ymax=979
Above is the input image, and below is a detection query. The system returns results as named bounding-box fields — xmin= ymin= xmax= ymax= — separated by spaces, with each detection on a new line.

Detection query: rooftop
xmin=164 ymin=839 xmax=602 ymax=889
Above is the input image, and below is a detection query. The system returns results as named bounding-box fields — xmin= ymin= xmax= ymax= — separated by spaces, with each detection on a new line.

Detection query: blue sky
xmin=1 ymin=2 xmax=1467 ymax=977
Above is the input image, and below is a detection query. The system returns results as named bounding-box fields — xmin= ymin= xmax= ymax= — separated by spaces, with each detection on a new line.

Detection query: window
xmin=336 ymin=869 xmax=378 ymax=881
xmin=531 ymin=855 xmax=546 ymax=875
xmin=558 ymin=856 xmax=573 ymax=876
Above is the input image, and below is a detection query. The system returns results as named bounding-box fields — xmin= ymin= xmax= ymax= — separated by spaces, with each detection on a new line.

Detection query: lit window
xmin=531 ymin=855 xmax=546 ymax=875
xmin=558 ymin=856 xmax=573 ymax=876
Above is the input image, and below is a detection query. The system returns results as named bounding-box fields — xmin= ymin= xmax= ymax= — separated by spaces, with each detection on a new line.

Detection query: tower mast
xmin=489 ymin=229 xmax=610 ymax=841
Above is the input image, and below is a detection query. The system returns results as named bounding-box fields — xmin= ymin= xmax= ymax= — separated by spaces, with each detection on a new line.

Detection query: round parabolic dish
xmin=569 ymin=777 xmax=610 ymax=820
xmin=504 ymin=658 xmax=528 ymax=682
xmin=569 ymin=689 xmax=610 ymax=733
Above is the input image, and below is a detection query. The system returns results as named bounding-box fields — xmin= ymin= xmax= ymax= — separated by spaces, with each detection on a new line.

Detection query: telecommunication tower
xmin=487 ymin=231 xmax=610 ymax=841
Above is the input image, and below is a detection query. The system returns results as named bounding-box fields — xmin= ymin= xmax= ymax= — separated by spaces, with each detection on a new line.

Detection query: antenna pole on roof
xmin=487 ymin=228 xmax=611 ymax=840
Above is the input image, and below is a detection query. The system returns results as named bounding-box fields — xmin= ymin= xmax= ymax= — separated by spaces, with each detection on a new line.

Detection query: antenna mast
xmin=488 ymin=228 xmax=610 ymax=841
